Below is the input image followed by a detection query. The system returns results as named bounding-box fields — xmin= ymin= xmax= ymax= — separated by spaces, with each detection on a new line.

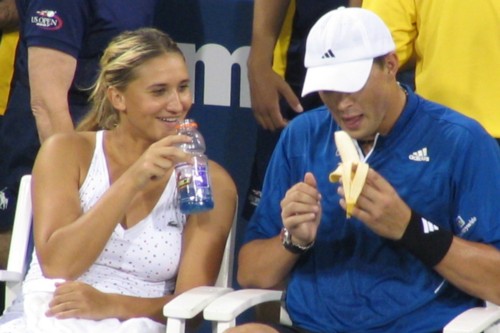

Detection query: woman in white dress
xmin=0 ymin=27 xmax=237 ymax=333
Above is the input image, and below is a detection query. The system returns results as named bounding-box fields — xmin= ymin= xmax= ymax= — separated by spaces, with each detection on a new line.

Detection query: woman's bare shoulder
xmin=34 ymin=131 xmax=98 ymax=176
xmin=40 ymin=131 xmax=95 ymax=156
xmin=208 ymin=160 xmax=233 ymax=180
xmin=208 ymin=160 xmax=237 ymax=195
xmin=43 ymin=131 xmax=95 ymax=147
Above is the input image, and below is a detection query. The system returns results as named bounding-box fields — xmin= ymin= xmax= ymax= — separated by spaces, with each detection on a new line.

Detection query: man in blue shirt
xmin=232 ymin=7 xmax=500 ymax=333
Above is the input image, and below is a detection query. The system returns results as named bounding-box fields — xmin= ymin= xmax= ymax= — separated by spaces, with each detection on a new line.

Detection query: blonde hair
xmin=77 ymin=28 xmax=184 ymax=131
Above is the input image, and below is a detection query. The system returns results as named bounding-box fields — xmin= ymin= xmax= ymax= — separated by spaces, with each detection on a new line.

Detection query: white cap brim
xmin=301 ymin=58 xmax=374 ymax=96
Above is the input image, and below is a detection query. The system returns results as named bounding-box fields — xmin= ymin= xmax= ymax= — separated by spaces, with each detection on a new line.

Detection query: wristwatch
xmin=280 ymin=228 xmax=314 ymax=254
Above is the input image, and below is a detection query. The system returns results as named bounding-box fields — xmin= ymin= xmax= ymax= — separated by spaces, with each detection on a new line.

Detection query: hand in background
xmin=248 ymin=65 xmax=303 ymax=131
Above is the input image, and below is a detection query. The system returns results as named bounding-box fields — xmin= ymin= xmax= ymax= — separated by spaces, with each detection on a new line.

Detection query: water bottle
xmin=175 ymin=119 xmax=214 ymax=214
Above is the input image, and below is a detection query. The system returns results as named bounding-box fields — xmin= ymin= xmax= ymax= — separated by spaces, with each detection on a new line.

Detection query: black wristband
xmin=397 ymin=210 xmax=453 ymax=268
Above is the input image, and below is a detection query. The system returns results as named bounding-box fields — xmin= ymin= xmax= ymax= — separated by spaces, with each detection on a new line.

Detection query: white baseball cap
xmin=302 ymin=7 xmax=396 ymax=96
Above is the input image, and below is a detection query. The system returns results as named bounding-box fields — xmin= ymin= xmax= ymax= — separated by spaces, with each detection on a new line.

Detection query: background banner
xmin=155 ymin=0 xmax=257 ymax=290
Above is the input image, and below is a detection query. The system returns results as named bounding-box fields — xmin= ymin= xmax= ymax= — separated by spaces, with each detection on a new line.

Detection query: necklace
xmin=399 ymin=82 xmax=409 ymax=106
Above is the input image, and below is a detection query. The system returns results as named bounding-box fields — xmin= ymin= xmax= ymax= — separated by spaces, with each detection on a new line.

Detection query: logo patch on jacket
xmin=31 ymin=10 xmax=63 ymax=30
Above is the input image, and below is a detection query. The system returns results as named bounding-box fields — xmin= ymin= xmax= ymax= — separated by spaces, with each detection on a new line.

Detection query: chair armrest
xmin=203 ymin=289 xmax=283 ymax=322
xmin=443 ymin=306 xmax=500 ymax=333
xmin=164 ymin=286 xmax=233 ymax=333
xmin=0 ymin=270 xmax=23 ymax=282
xmin=164 ymin=286 xmax=233 ymax=319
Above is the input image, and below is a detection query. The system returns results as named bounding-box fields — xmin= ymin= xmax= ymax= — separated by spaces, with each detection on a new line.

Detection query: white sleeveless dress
xmin=0 ymin=131 xmax=186 ymax=333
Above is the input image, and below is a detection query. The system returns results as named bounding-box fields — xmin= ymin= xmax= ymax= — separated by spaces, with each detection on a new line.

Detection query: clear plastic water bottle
xmin=175 ymin=119 xmax=214 ymax=214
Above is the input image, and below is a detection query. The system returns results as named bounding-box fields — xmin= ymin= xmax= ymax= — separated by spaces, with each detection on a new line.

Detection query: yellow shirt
xmin=272 ymin=0 xmax=296 ymax=77
xmin=363 ymin=0 xmax=500 ymax=138
xmin=0 ymin=30 xmax=19 ymax=115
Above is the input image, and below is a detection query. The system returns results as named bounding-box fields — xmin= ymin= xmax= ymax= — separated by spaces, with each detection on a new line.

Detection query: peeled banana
xmin=329 ymin=131 xmax=369 ymax=218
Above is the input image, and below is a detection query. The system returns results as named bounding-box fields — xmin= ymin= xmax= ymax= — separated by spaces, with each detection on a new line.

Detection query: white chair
xmin=0 ymin=174 xmax=238 ymax=333
xmin=164 ymin=199 xmax=238 ymax=333
xmin=0 ymin=174 xmax=32 ymax=312
xmin=203 ymin=280 xmax=500 ymax=332
xmin=444 ymin=302 xmax=500 ymax=333
xmin=203 ymin=288 xmax=285 ymax=333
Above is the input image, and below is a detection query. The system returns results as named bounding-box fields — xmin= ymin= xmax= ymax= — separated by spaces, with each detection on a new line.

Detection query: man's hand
xmin=338 ymin=168 xmax=411 ymax=240
xmin=280 ymin=172 xmax=321 ymax=246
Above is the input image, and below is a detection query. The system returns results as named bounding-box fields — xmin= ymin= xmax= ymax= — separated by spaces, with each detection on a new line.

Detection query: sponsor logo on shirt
xmin=31 ymin=10 xmax=63 ymax=31
xmin=167 ymin=220 xmax=179 ymax=227
xmin=456 ymin=215 xmax=477 ymax=237
xmin=409 ymin=147 xmax=430 ymax=162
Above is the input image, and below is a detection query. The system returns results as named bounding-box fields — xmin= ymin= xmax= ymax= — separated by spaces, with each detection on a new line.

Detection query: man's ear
xmin=384 ymin=52 xmax=400 ymax=75
xmin=107 ymin=86 xmax=126 ymax=111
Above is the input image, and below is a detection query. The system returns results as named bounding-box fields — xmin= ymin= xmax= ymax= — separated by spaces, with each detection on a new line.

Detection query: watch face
xmin=281 ymin=228 xmax=310 ymax=254
xmin=281 ymin=227 xmax=293 ymax=245
xmin=284 ymin=228 xmax=291 ymax=242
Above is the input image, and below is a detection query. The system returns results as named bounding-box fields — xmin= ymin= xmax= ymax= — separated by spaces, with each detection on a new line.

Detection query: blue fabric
xmin=15 ymin=0 xmax=158 ymax=104
xmin=244 ymin=87 xmax=500 ymax=332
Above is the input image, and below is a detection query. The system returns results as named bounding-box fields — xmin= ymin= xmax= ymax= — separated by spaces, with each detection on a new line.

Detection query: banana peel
xmin=329 ymin=131 xmax=369 ymax=218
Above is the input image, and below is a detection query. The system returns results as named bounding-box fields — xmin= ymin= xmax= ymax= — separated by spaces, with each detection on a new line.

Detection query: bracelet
xmin=280 ymin=228 xmax=314 ymax=254
xmin=397 ymin=210 xmax=453 ymax=268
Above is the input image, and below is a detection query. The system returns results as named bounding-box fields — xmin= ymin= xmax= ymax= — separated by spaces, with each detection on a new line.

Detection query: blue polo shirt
xmin=245 ymin=87 xmax=500 ymax=332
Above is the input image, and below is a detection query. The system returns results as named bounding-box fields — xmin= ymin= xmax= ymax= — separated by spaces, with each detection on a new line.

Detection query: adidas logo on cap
xmin=322 ymin=49 xmax=335 ymax=59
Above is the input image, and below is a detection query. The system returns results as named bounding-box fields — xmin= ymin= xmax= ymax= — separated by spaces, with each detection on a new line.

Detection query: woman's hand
xmin=126 ymin=134 xmax=193 ymax=189
xmin=46 ymin=281 xmax=114 ymax=320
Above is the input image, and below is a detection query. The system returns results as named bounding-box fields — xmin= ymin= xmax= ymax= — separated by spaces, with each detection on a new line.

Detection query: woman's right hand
xmin=127 ymin=134 xmax=192 ymax=189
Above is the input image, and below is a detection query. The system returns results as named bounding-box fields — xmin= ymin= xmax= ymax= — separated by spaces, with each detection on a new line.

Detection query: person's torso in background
xmin=14 ymin=0 xmax=158 ymax=107
xmin=414 ymin=0 xmax=500 ymax=138
xmin=280 ymin=0 xmax=350 ymax=118
xmin=0 ymin=30 xmax=19 ymax=115
xmin=364 ymin=0 xmax=500 ymax=138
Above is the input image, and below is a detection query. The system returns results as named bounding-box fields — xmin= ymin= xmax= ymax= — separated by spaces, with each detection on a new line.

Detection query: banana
xmin=335 ymin=131 xmax=360 ymax=164
xmin=328 ymin=131 xmax=359 ymax=182
xmin=329 ymin=131 xmax=369 ymax=218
